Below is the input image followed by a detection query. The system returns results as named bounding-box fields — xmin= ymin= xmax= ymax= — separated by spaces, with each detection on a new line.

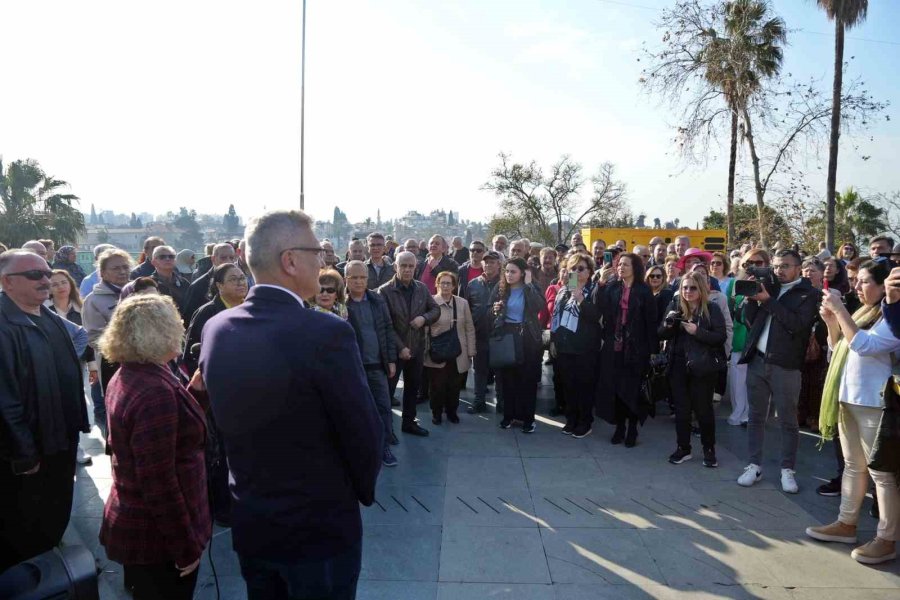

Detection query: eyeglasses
xmin=439 ymin=281 xmax=454 ymax=286
xmin=319 ymin=286 xmax=337 ymax=294
xmin=470 ymin=248 xmax=485 ymax=253
xmin=156 ymin=254 xmax=176 ymax=261
xmin=648 ymin=274 xmax=663 ymax=279
xmin=682 ymin=285 xmax=699 ymax=292
xmin=744 ymin=260 xmax=765 ymax=267
xmin=368 ymin=242 xmax=385 ymax=248
xmin=571 ymin=266 xmax=589 ymax=272
xmin=282 ymin=247 xmax=325 ymax=257
xmin=224 ymin=275 xmax=248 ymax=284
xmin=4 ymin=269 xmax=53 ymax=281
xmin=773 ymin=263 xmax=799 ymax=271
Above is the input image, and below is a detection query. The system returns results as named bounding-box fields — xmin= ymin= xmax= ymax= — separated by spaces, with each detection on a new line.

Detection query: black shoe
xmin=816 ymin=478 xmax=842 ymax=497
xmin=389 ymin=432 xmax=399 ymax=446
xmin=668 ymin=446 xmax=692 ymax=464
xmin=432 ymin=415 xmax=442 ymax=425
xmin=522 ymin=422 xmax=536 ymax=434
xmin=402 ymin=422 xmax=430 ymax=437
xmin=870 ymin=498 xmax=880 ymax=519
xmin=390 ymin=397 xmax=401 ymax=407
xmin=548 ymin=406 xmax=565 ymax=417
xmin=702 ymin=447 xmax=718 ymax=468
xmin=611 ymin=425 xmax=626 ymax=445
xmin=562 ymin=420 xmax=576 ymax=435
xmin=467 ymin=401 xmax=486 ymax=414
xmin=740 ymin=421 xmax=748 ymax=429
xmin=572 ymin=425 xmax=593 ymax=439
xmin=447 ymin=413 xmax=460 ymax=424
xmin=624 ymin=427 xmax=638 ymax=448
xmin=691 ymin=425 xmax=701 ymax=437
xmin=499 ymin=419 xmax=512 ymax=429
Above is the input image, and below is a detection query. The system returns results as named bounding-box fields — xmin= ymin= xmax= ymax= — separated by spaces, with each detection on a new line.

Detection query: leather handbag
xmin=429 ymin=298 xmax=462 ymax=363
xmin=489 ymin=331 xmax=523 ymax=369
xmin=685 ymin=343 xmax=727 ymax=376
xmin=868 ymin=375 xmax=900 ymax=478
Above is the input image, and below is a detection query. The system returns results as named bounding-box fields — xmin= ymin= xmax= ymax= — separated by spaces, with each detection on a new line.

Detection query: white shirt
xmin=755 ymin=278 xmax=802 ymax=355
xmin=839 ymin=317 xmax=900 ymax=408
xmin=254 ymin=284 xmax=308 ymax=308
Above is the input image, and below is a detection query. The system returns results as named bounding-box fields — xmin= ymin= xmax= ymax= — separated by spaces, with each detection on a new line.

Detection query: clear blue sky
xmin=1 ymin=0 xmax=897 ymax=228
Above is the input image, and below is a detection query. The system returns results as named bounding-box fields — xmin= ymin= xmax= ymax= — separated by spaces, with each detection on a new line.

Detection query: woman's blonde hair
xmin=565 ymin=252 xmax=595 ymax=274
xmin=98 ymin=294 xmax=184 ymax=364
xmin=98 ymin=248 xmax=134 ymax=273
xmin=678 ymin=271 xmax=710 ymax=321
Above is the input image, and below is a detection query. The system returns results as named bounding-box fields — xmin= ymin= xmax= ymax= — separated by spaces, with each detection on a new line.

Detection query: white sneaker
xmin=737 ymin=464 xmax=762 ymax=487
xmin=781 ymin=468 xmax=799 ymax=494
xmin=713 ymin=393 xmax=723 ymax=402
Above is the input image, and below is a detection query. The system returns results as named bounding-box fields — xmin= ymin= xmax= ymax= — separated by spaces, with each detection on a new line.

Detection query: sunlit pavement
xmin=67 ymin=366 xmax=899 ymax=599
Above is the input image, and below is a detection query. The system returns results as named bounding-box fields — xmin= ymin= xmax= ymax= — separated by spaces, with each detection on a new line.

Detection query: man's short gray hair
xmin=395 ymin=251 xmax=417 ymax=265
xmin=152 ymin=245 xmax=176 ymax=259
xmin=345 ymin=259 xmax=367 ymax=274
xmin=0 ymin=249 xmax=39 ymax=275
xmin=348 ymin=239 xmax=365 ymax=250
xmin=245 ymin=210 xmax=313 ymax=275
xmin=93 ymin=243 xmax=116 ymax=259
xmin=22 ymin=240 xmax=46 ymax=254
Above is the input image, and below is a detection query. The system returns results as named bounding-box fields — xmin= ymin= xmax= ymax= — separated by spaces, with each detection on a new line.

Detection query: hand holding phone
xmin=567 ymin=272 xmax=578 ymax=290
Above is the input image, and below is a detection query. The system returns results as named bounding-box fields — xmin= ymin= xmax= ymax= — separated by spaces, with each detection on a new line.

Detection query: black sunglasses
xmin=320 ymin=286 xmax=337 ymax=294
xmin=5 ymin=269 xmax=53 ymax=281
xmin=156 ymin=254 xmax=176 ymax=260
xmin=648 ymin=274 xmax=663 ymax=279
xmin=571 ymin=266 xmax=590 ymax=272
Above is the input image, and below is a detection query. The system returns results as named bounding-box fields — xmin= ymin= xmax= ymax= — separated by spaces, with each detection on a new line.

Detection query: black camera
xmin=664 ymin=310 xmax=683 ymax=327
xmin=744 ymin=265 xmax=780 ymax=296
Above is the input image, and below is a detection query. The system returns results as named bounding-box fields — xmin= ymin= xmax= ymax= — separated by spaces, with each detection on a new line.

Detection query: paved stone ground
xmin=66 ymin=366 xmax=899 ymax=599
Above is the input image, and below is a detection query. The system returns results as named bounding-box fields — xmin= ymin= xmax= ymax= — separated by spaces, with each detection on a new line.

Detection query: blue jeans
xmin=365 ymin=367 xmax=393 ymax=450
xmin=239 ymin=542 xmax=362 ymax=600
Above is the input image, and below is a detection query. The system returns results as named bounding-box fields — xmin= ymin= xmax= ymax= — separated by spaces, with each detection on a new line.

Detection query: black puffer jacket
xmin=658 ymin=298 xmax=727 ymax=375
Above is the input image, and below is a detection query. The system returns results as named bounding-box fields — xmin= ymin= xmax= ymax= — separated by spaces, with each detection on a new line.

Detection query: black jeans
xmin=239 ymin=542 xmax=362 ymax=600
xmin=388 ymin=354 xmax=424 ymax=424
xmin=0 ymin=444 xmax=77 ymax=572
xmin=429 ymin=362 xmax=462 ymax=417
xmin=557 ymin=352 xmax=596 ymax=429
xmin=669 ymin=357 xmax=717 ymax=450
xmin=124 ymin=561 xmax=199 ymax=600
xmin=497 ymin=325 xmax=542 ymax=424
xmin=473 ymin=334 xmax=490 ymax=402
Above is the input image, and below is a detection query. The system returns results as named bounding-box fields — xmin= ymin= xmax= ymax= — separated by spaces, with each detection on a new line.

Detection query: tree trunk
xmin=741 ymin=108 xmax=767 ymax=248
xmin=727 ymin=109 xmax=738 ymax=246
xmin=825 ymin=15 xmax=844 ymax=254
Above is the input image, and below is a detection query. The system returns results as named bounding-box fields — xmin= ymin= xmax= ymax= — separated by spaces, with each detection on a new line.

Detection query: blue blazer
xmin=199 ymin=285 xmax=383 ymax=561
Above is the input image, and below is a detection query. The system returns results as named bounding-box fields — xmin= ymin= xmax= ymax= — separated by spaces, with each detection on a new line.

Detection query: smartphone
xmin=823 ymin=278 xmax=829 ymax=291
xmin=603 ymin=251 xmax=613 ymax=265
xmin=567 ymin=273 xmax=578 ymax=290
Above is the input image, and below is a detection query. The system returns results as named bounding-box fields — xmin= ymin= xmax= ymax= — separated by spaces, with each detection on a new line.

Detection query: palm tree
xmin=817 ymin=0 xmax=868 ymax=252
xmin=701 ymin=0 xmax=785 ymax=247
xmin=0 ymin=158 xmax=85 ymax=248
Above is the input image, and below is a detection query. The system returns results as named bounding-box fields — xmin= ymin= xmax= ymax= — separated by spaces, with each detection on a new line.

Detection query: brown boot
xmin=805 ymin=521 xmax=858 ymax=544
xmin=851 ymin=537 xmax=896 ymax=565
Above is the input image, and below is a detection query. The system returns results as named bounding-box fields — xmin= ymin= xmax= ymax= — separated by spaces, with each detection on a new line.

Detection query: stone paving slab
xmin=439 ymin=525 xmax=551 ymax=584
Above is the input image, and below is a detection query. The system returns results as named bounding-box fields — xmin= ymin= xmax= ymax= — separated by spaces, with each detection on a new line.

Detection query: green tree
xmin=0 ymin=158 xmax=85 ymax=247
xmin=816 ymin=0 xmax=869 ymax=252
xmin=173 ymin=207 xmax=204 ymax=251
xmin=96 ymin=227 xmax=110 ymax=244
xmin=702 ymin=201 xmax=790 ymax=247
xmin=804 ymin=187 xmax=885 ymax=247
xmin=222 ymin=204 xmax=241 ymax=235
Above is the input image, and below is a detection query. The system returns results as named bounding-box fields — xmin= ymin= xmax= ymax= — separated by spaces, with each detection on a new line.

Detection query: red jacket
xmin=541 ymin=283 xmax=563 ymax=329
xmin=99 ymin=363 xmax=211 ymax=566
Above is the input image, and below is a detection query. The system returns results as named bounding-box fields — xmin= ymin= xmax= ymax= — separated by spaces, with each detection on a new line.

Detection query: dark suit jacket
xmin=199 ymin=286 xmax=383 ymax=561
xmin=182 ymin=269 xmax=214 ymax=327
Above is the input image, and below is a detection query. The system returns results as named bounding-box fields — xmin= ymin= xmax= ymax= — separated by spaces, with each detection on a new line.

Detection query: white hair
xmin=245 ymin=210 xmax=313 ymax=275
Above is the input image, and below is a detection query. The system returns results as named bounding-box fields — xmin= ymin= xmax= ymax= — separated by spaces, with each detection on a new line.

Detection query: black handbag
xmin=429 ymin=298 xmax=462 ymax=363
xmin=489 ymin=331 xmax=523 ymax=369
xmin=868 ymin=376 xmax=900 ymax=478
xmin=685 ymin=344 xmax=727 ymax=376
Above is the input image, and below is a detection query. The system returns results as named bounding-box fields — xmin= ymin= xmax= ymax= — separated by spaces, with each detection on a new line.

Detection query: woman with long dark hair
xmin=183 ymin=263 xmax=249 ymax=373
xmin=595 ymin=252 xmax=658 ymax=447
xmin=658 ymin=272 xmax=727 ymax=467
xmin=490 ymin=257 xmax=544 ymax=433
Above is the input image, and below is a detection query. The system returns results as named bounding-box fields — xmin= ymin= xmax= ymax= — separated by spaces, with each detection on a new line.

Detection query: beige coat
xmin=424 ymin=294 xmax=477 ymax=373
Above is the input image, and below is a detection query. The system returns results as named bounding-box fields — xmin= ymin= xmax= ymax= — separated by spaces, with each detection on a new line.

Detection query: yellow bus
xmin=580 ymin=228 xmax=728 ymax=252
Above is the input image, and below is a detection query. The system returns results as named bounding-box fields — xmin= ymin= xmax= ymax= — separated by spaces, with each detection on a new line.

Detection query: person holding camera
xmin=595 ymin=252 xmax=658 ymax=447
xmin=551 ymin=253 xmax=601 ymax=438
xmin=806 ymin=259 xmax=899 ymax=565
xmin=737 ymin=249 xmax=820 ymax=493
xmin=658 ymin=271 xmax=727 ymax=467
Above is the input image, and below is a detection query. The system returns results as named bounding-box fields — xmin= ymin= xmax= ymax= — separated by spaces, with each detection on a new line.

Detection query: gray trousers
xmin=746 ymin=355 xmax=801 ymax=470
xmin=365 ymin=367 xmax=393 ymax=451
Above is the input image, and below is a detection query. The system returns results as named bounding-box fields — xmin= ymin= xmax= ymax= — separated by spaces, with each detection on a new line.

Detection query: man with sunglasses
xmin=122 ymin=245 xmax=191 ymax=317
xmin=182 ymin=242 xmax=237 ymax=326
xmin=457 ymin=240 xmax=487 ymax=299
xmin=0 ymin=250 xmax=90 ymax=571
xmin=737 ymin=249 xmax=820 ymax=494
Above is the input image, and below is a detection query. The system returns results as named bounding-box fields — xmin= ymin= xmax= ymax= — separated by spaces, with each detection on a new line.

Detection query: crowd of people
xmin=0 ymin=219 xmax=898 ymax=599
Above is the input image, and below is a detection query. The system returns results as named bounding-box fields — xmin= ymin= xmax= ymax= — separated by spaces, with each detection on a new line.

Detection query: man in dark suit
xmin=200 ymin=210 xmax=382 ymax=600
xmin=182 ymin=242 xmax=236 ymax=324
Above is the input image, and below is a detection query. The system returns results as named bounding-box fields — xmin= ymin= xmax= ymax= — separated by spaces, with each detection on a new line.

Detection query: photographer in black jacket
xmin=737 ymin=249 xmax=820 ymax=493
xmin=658 ymin=272 xmax=727 ymax=468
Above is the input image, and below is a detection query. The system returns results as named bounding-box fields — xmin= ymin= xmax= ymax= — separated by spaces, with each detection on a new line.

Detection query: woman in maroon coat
xmin=97 ymin=294 xmax=211 ymax=600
